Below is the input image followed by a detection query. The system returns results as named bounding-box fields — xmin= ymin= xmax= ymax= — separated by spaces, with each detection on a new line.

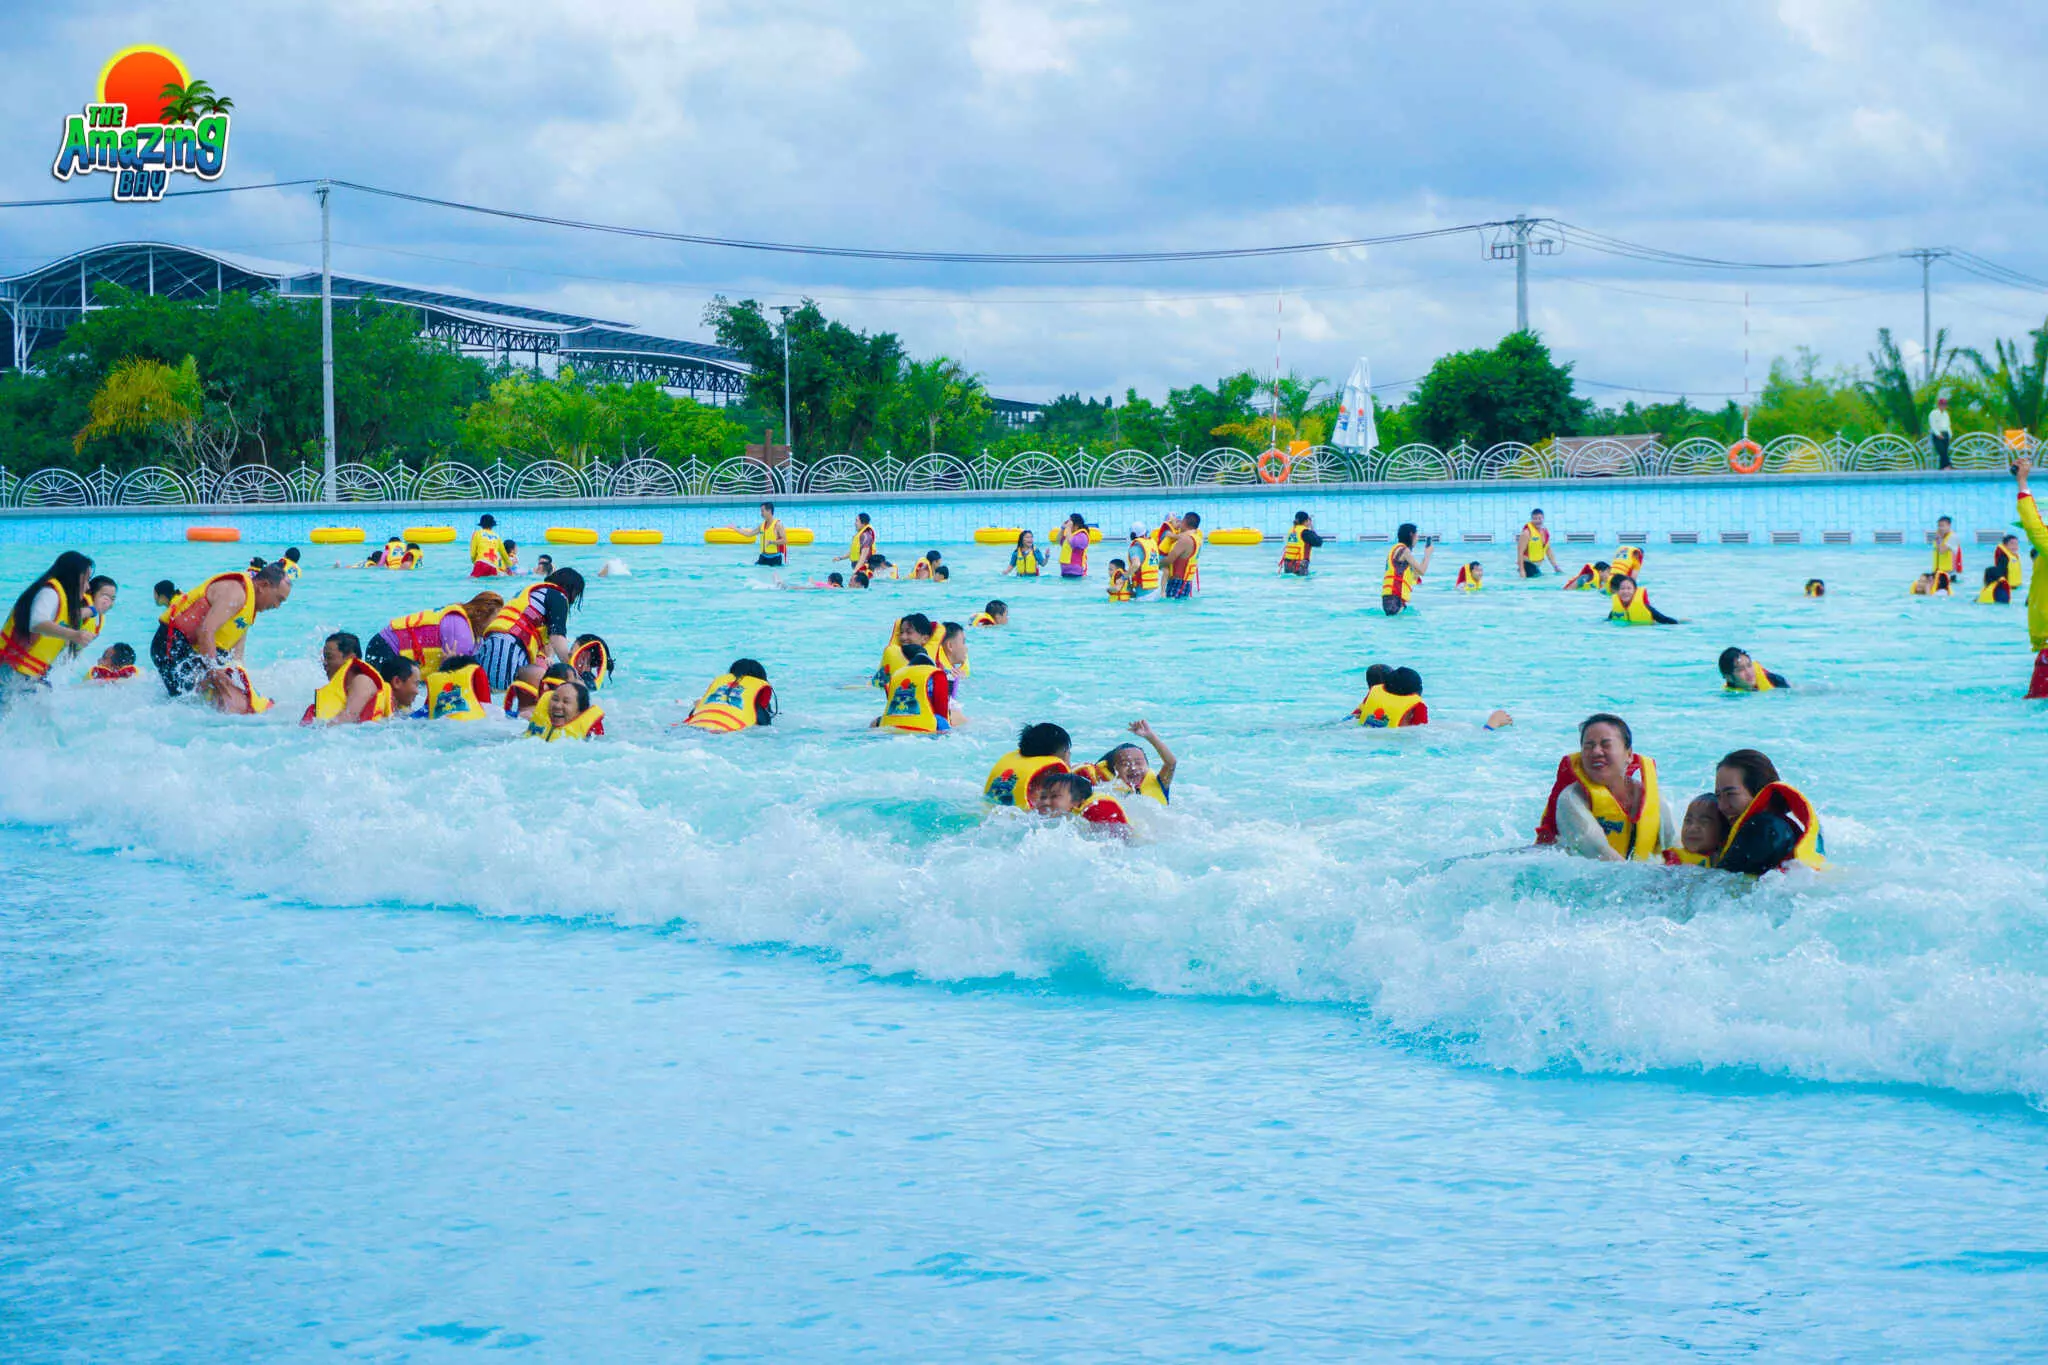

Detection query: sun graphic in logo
xmin=97 ymin=45 xmax=190 ymax=126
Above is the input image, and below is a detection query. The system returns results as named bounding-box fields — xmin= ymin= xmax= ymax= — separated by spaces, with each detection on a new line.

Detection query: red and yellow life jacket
xmin=423 ymin=663 xmax=491 ymax=721
xmin=984 ymin=752 xmax=1068 ymax=807
xmin=1726 ymin=661 xmax=1777 ymax=691
xmin=1454 ymin=564 xmax=1481 ymax=591
xmin=1662 ymin=848 xmax=1712 ymax=866
xmin=302 ymin=657 xmax=393 ymax=725
xmin=165 ymin=573 xmax=258 ymax=654
xmin=1535 ymin=752 xmax=1662 ymax=861
xmin=1107 ymin=566 xmax=1132 ymax=601
xmin=503 ymin=677 xmax=543 ymax=719
xmin=1994 ymin=541 xmax=2024 ymax=589
xmin=0 ymin=577 xmax=71 ymax=681
xmin=971 ymin=612 xmax=998 ymax=627
xmin=1280 ymin=526 xmax=1312 ymax=566
xmin=485 ymin=583 xmax=558 ymax=658
xmin=1129 ymin=537 xmax=1161 ymax=590
xmin=1011 ymin=544 xmax=1042 ymax=576
xmin=1719 ymin=782 xmax=1827 ymax=872
xmin=1075 ymin=761 xmax=1169 ymax=805
xmin=1521 ymin=522 xmax=1550 ymax=566
xmin=684 ymin=673 xmax=772 ymax=732
xmin=1608 ymin=587 xmax=1657 ymax=624
xmin=878 ymin=664 xmax=949 ymax=734
xmin=1612 ymin=546 xmax=1644 ymax=578
xmin=87 ymin=662 xmax=138 ymax=682
xmin=1933 ymin=530 xmax=1960 ymax=575
xmin=1076 ymin=793 xmax=1130 ymax=828
xmin=1567 ymin=564 xmax=1608 ymax=591
xmin=526 ymin=702 xmax=606 ymax=741
xmin=1380 ymin=547 xmax=1418 ymax=601
xmin=1353 ymin=684 xmax=1428 ymax=728
xmin=384 ymin=603 xmax=469 ymax=673
xmin=1056 ymin=527 xmax=1089 ymax=576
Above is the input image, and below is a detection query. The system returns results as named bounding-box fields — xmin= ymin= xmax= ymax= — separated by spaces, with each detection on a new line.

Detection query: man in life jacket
xmin=2014 ymin=457 xmax=2048 ymax=697
xmin=150 ymin=562 xmax=293 ymax=709
xmin=1718 ymin=647 xmax=1789 ymax=691
xmin=984 ymin=721 xmax=1072 ymax=807
xmin=1163 ymin=512 xmax=1202 ymax=599
xmin=1534 ymin=712 xmax=1676 ymax=861
xmin=1931 ymin=515 xmax=1962 ymax=578
xmin=1713 ymin=747 xmax=1826 ymax=875
xmin=469 ymin=514 xmax=508 ymax=576
xmin=88 ymin=642 xmax=140 ymax=682
xmin=303 ymin=632 xmax=419 ymax=725
xmin=1125 ymin=527 xmax=1162 ymax=597
xmin=1077 ymin=718 xmax=1176 ymax=804
xmin=368 ymin=592 xmax=503 ymax=680
xmin=1279 ymin=511 xmax=1326 ymax=576
xmin=1517 ymin=508 xmax=1562 ymax=577
xmin=971 ymin=601 xmax=1009 ymax=627
xmin=755 ymin=502 xmax=789 ymax=567
xmin=527 ymin=679 xmax=605 ymax=740
xmin=684 ymin=659 xmax=775 ymax=732
xmin=838 ymin=512 xmax=878 ymax=573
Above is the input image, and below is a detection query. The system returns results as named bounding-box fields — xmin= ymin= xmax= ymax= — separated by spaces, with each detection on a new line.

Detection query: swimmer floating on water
xmin=984 ymin=722 xmax=1071 ymax=806
xmin=971 ymin=600 xmax=1008 ymax=627
xmin=1718 ymin=647 xmax=1788 ymax=691
xmin=1607 ymin=573 xmax=1679 ymax=624
xmin=683 ymin=658 xmax=775 ymax=732
xmin=1078 ymin=719 xmax=1177 ymax=804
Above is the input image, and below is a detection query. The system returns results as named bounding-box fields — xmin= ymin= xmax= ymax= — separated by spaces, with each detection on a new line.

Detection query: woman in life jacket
xmin=1077 ymin=719 xmax=1176 ymax=804
xmin=149 ymin=562 xmax=292 ymax=708
xmin=1005 ymin=530 xmax=1043 ymax=577
xmin=70 ymin=575 xmax=118 ymax=659
xmin=504 ymin=662 xmax=572 ymax=721
xmin=1992 ymin=533 xmax=2025 ymax=591
xmin=526 ymin=679 xmax=606 ymax=741
xmin=1718 ymin=647 xmax=1789 ymax=691
xmin=984 ymin=721 xmax=1072 ymax=807
xmin=1 ymin=551 xmax=98 ymax=690
xmin=367 ymin=591 xmax=504 ymax=679
xmin=1534 ymin=712 xmax=1677 ymax=861
xmin=469 ymin=515 xmax=507 ymax=576
xmin=1052 ymin=513 xmax=1091 ymax=579
xmin=88 ymin=642 xmax=140 ymax=682
xmin=1607 ymin=573 xmax=1679 ymax=624
xmin=1563 ymin=561 xmax=1610 ymax=592
xmin=1279 ymin=511 xmax=1326 ymax=576
xmin=477 ymin=568 xmax=586 ymax=691
xmin=684 ymin=658 xmax=775 ymax=732
xmin=1713 ymin=748 xmax=1826 ymax=875
xmin=838 ymin=513 xmax=878 ymax=572
xmin=1380 ymin=523 xmax=1433 ymax=616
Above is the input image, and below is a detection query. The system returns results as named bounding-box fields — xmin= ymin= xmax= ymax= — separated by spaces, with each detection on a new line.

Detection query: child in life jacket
xmin=1080 ymin=719 xmax=1177 ymax=804
xmin=88 ymin=641 xmax=139 ymax=681
xmin=1804 ymin=579 xmax=1825 ymax=598
xmin=1664 ymin=794 xmax=1729 ymax=866
xmin=972 ymin=601 xmax=1008 ymax=627
xmin=1031 ymin=771 xmax=1130 ymax=832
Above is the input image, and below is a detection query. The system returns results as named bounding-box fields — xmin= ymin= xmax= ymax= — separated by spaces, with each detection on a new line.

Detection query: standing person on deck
xmin=1929 ymin=394 xmax=1954 ymax=470
xmin=1516 ymin=508 xmax=1562 ymax=578
xmin=755 ymin=502 xmax=789 ymax=567
xmin=0 ymin=551 xmax=97 ymax=692
xmin=2014 ymin=457 xmax=2048 ymax=698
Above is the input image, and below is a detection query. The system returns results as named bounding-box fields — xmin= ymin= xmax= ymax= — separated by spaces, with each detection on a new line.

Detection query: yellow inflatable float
xmin=610 ymin=529 xmax=663 ymax=546
xmin=310 ymin=526 xmax=364 ymax=545
xmin=404 ymin=525 xmax=457 ymax=544
xmin=546 ymin=527 xmax=599 ymax=546
xmin=706 ymin=526 xmax=815 ymax=546
xmin=1207 ymin=528 xmax=1264 ymax=546
xmin=975 ymin=527 xmax=1025 ymax=544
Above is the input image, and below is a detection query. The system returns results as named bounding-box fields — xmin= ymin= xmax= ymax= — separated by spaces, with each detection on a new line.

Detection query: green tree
xmin=1747 ymin=348 xmax=1871 ymax=442
xmin=1964 ymin=323 xmax=2048 ymax=435
xmin=703 ymin=297 xmax=907 ymax=456
xmin=74 ymin=356 xmax=200 ymax=454
xmin=1408 ymin=331 xmax=1588 ymax=448
xmin=1860 ymin=326 xmax=1962 ymax=436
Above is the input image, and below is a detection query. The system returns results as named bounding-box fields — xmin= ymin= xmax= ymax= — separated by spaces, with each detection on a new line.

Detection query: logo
xmin=51 ymin=46 xmax=231 ymax=202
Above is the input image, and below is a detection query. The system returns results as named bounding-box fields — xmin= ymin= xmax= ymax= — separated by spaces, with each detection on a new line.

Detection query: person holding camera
xmin=1380 ymin=523 xmax=1435 ymax=616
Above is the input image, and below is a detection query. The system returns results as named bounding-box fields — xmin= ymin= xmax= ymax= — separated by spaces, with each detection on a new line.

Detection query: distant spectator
xmin=1929 ymin=394 xmax=1953 ymax=470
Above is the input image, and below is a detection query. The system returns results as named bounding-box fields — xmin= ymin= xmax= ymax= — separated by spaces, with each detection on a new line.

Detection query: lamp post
xmin=773 ymin=305 xmax=796 ymax=456
xmin=318 ymin=181 xmax=336 ymax=502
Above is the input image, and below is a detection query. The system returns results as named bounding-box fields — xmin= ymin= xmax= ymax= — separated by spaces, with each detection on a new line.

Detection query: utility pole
xmin=773 ymin=304 xmax=795 ymax=455
xmin=318 ymin=181 xmax=337 ymax=503
xmin=1490 ymin=215 xmax=1560 ymax=334
xmin=1902 ymin=248 xmax=1952 ymax=385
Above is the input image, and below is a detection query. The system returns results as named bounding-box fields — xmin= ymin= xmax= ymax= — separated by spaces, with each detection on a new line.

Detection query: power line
xmin=0 ymin=180 xmax=322 ymax=209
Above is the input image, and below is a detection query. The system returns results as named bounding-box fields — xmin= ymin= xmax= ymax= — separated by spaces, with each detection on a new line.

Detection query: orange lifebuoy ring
xmin=1727 ymin=439 xmax=1764 ymax=474
xmin=1256 ymin=449 xmax=1291 ymax=484
xmin=185 ymin=526 xmax=240 ymax=543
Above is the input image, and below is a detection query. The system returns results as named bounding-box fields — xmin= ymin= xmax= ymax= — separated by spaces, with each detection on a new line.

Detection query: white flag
xmin=1331 ymin=357 xmax=1378 ymax=452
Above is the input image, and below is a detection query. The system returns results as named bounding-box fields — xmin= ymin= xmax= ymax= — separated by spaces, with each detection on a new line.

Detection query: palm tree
xmin=1964 ymin=324 xmax=2048 ymax=435
xmin=74 ymin=356 xmax=201 ymax=454
xmin=157 ymin=78 xmax=231 ymax=124
xmin=1861 ymin=326 xmax=1958 ymax=435
xmin=157 ymin=81 xmax=196 ymax=123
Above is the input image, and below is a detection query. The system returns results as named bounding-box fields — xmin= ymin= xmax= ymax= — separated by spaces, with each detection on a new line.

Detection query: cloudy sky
xmin=5 ymin=0 xmax=2045 ymax=408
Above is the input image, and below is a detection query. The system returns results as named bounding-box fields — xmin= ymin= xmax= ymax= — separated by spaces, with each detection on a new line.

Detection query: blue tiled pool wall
xmin=0 ymin=471 xmax=2016 ymax=548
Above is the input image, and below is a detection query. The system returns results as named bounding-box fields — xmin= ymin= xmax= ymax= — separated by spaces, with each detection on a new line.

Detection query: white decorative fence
xmin=0 ymin=433 xmax=2029 ymax=508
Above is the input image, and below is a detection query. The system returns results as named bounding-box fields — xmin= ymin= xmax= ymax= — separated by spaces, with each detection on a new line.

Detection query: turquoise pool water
xmin=3 ymin=535 xmax=2045 ymax=1358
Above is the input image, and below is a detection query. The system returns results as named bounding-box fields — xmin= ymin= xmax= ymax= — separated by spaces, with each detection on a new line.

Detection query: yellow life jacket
xmin=1567 ymin=563 xmax=1607 ymax=591
xmin=400 ymin=548 xmax=422 ymax=568
xmin=1571 ymin=753 xmax=1662 ymax=860
xmin=165 ymin=572 xmax=258 ymax=654
xmin=757 ymin=518 xmax=785 ymax=554
xmin=1281 ymin=526 xmax=1310 ymax=565
xmin=485 ymin=583 xmax=558 ymax=658
xmin=0 ymin=577 xmax=72 ymax=681
xmin=1725 ymin=661 xmax=1777 ymax=692
xmin=684 ymin=673 xmax=771 ymax=732
xmin=526 ymin=703 xmax=606 ymax=741
xmin=1130 ymin=537 xmax=1161 ymax=590
xmin=1977 ymin=580 xmax=2007 ymax=604
xmin=933 ymin=636 xmax=968 ymax=680
xmin=1664 ymin=848 xmax=1713 ymax=866
xmin=1719 ymin=782 xmax=1827 ymax=871
xmin=847 ymin=525 xmax=875 ymax=566
xmin=1012 ymin=544 xmax=1042 ymax=575
xmin=281 ymin=559 xmax=301 ymax=581
xmin=878 ymin=663 xmax=945 ymax=733
xmin=1380 ymin=547 xmax=1418 ymax=600
xmin=1608 ymin=588 xmax=1657 ymax=624
xmin=971 ymin=612 xmax=997 ymax=627
xmin=1613 ymin=547 xmax=1643 ymax=578
xmin=208 ymin=663 xmax=273 ymax=714
xmin=983 ymin=752 xmax=1067 ymax=807
xmin=874 ymin=623 xmax=912 ymax=688
xmin=1107 ymin=566 xmax=1132 ymax=601
xmin=1521 ymin=522 xmax=1549 ymax=566
xmin=1353 ymin=685 xmax=1427 ymax=728
xmin=1994 ymin=542 xmax=2024 ymax=589
xmin=570 ymin=637 xmax=611 ymax=690
xmin=304 ymin=657 xmax=392 ymax=724
xmin=469 ymin=529 xmax=505 ymax=569
xmin=503 ymin=677 xmax=542 ymax=719
xmin=422 ymin=663 xmax=491 ymax=721
xmin=1933 ymin=531 xmax=1959 ymax=575
xmin=384 ymin=603 xmax=469 ymax=673
xmin=1077 ymin=761 xmax=1170 ymax=806
xmin=1455 ymin=565 xmax=1481 ymax=591
xmin=380 ymin=538 xmax=406 ymax=567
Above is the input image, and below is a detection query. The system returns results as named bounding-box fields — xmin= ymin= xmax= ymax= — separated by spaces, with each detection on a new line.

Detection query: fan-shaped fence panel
xmin=332 ymin=463 xmax=397 ymax=503
xmin=1560 ymin=440 xmax=1652 ymax=479
xmin=1090 ymin=448 xmax=1173 ymax=488
xmin=899 ymin=453 xmax=977 ymax=493
xmin=214 ymin=465 xmax=294 ymax=504
xmin=1280 ymin=446 xmax=1348 ymax=483
xmin=506 ymin=459 xmax=586 ymax=500
xmin=1845 ymin=434 xmax=1922 ymax=473
xmin=1472 ymin=442 xmax=1554 ymax=480
xmin=1372 ymin=443 xmax=1458 ymax=482
xmin=704 ymin=458 xmax=777 ymax=496
xmin=991 ymin=453 xmax=1074 ymax=490
xmin=604 ymin=458 xmax=684 ymax=499
xmin=15 ymin=468 xmax=98 ymax=508
xmin=116 ymin=466 xmax=191 ymax=506
xmin=797 ymin=455 xmax=879 ymax=495
xmin=1184 ymin=447 xmax=1261 ymax=486
xmin=414 ymin=462 xmax=491 ymax=501
xmin=1760 ymin=435 xmax=1829 ymax=474
xmin=1664 ymin=437 xmax=1733 ymax=476
xmin=1949 ymin=431 xmax=2016 ymax=470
